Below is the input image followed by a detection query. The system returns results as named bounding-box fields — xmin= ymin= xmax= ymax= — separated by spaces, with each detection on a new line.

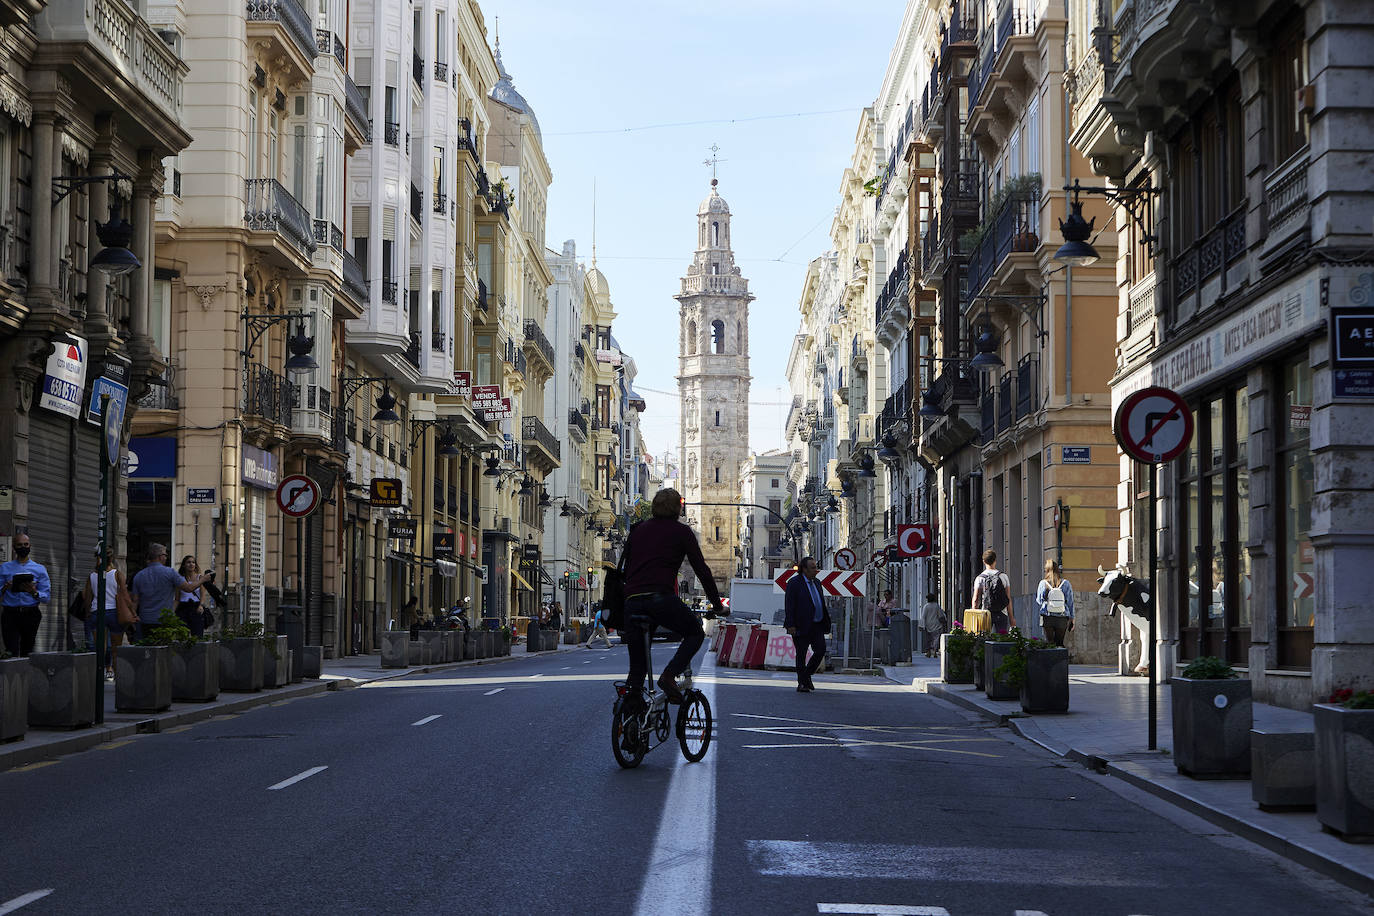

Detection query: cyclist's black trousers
xmin=623 ymin=592 xmax=704 ymax=692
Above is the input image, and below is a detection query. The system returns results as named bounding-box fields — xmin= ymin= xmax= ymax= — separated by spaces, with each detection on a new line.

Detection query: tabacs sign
xmin=370 ymin=477 xmax=403 ymax=507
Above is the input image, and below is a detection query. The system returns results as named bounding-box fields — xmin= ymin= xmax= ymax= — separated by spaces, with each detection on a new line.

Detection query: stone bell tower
xmin=676 ymin=176 xmax=753 ymax=589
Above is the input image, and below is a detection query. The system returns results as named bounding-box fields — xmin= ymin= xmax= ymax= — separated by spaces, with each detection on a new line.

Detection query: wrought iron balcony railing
xmin=246 ymin=0 xmax=315 ymax=65
xmin=523 ymin=318 xmax=556 ymax=368
xmin=244 ymin=178 xmax=316 ymax=257
xmin=243 ymin=363 xmax=296 ymax=426
xmin=522 ymin=415 xmax=561 ymax=462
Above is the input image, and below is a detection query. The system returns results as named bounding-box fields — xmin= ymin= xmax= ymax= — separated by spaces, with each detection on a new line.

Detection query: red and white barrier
xmin=762 ymin=627 xmax=795 ymax=669
xmin=743 ymin=626 xmax=768 ymax=669
xmin=728 ymin=624 xmax=751 ymax=667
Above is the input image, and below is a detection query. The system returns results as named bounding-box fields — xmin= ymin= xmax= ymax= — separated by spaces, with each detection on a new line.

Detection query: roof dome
xmin=587 ymin=266 xmax=610 ymax=299
xmin=698 ymin=179 xmax=730 ymax=216
xmin=490 ymin=38 xmax=541 ymax=141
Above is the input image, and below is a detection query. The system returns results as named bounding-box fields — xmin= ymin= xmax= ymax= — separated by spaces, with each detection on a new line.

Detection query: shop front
xmin=239 ymin=444 xmax=278 ymax=625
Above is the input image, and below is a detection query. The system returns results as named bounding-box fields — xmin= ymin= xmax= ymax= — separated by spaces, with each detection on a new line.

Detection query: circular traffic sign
xmin=834 ymin=548 xmax=857 ymax=570
xmin=276 ymin=474 xmax=322 ymax=517
xmin=1115 ymin=386 xmax=1194 ymax=464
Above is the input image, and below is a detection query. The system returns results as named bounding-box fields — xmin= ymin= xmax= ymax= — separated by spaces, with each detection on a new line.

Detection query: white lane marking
xmin=633 ymin=653 xmax=718 ymax=916
xmin=529 ymin=673 xmax=544 ymax=678
xmin=561 ymin=666 xmax=571 ymax=670
xmin=484 ymin=688 xmax=504 ymax=695
xmin=817 ymin=906 xmax=948 ymax=915
xmin=267 ymin=766 xmax=328 ymax=791
xmin=1014 ymin=911 xmax=1051 ymax=916
xmin=0 ymin=890 xmax=54 ymax=914
xmin=749 ymin=842 xmax=1152 ymax=885
xmin=411 ymin=715 xmax=441 ymax=726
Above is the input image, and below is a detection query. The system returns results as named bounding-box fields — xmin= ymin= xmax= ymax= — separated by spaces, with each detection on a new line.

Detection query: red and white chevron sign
xmin=819 ymin=570 xmax=866 ymax=597
xmin=773 ymin=568 xmax=866 ymax=596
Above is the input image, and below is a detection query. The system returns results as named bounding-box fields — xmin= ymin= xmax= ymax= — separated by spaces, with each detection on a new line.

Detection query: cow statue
xmin=1097 ymin=564 xmax=1153 ymax=676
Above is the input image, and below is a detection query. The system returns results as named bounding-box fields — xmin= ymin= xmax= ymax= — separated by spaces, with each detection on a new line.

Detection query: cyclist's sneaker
xmin=622 ymin=689 xmax=647 ymax=714
xmin=657 ymin=674 xmax=687 ymax=705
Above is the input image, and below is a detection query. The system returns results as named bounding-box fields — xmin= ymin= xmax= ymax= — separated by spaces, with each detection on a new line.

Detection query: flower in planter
xmin=1327 ymin=687 xmax=1374 ymax=709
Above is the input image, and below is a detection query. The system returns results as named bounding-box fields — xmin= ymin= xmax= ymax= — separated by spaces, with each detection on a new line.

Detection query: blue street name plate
xmin=1061 ymin=446 xmax=1091 ymax=464
xmin=187 ymin=487 xmax=217 ymax=505
xmin=1333 ymin=369 xmax=1374 ymax=399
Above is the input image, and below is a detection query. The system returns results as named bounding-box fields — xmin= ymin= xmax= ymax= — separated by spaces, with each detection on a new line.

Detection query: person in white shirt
xmin=920 ymin=593 xmax=946 ymax=657
xmin=971 ymin=549 xmax=1014 ymax=632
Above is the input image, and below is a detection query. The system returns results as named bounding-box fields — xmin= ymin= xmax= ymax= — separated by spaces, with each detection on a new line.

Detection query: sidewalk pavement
xmin=0 ymin=637 xmax=585 ymax=774
xmin=878 ymin=656 xmax=1374 ymax=899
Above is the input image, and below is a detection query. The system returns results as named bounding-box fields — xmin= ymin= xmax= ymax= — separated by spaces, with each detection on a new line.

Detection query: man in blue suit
xmin=784 ymin=556 xmax=831 ymax=692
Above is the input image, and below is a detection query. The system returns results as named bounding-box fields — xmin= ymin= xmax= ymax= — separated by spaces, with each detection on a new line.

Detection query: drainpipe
xmin=1063 ymin=80 xmax=1073 ymax=406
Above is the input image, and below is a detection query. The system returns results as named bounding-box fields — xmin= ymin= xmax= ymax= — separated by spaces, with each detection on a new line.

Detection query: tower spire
xmin=703 ymin=143 xmax=725 ymax=183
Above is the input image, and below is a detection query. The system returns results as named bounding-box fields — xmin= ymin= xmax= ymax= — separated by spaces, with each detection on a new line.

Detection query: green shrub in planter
xmin=940 ymin=625 xmax=976 ymax=683
xmin=983 ymin=631 xmax=1020 ymax=700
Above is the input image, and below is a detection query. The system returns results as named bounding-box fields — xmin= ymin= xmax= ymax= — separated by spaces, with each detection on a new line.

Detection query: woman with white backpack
xmin=1035 ymin=559 xmax=1075 ymax=648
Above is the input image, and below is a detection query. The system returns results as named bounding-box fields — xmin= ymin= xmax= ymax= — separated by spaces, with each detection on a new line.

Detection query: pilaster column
xmin=29 ymin=112 xmax=56 ymax=294
xmin=129 ymin=158 xmax=155 ymax=342
xmin=84 ymin=154 xmax=111 ymax=325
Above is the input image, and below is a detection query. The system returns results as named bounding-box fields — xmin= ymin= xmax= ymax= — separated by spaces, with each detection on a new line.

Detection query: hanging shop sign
xmin=387 ymin=517 xmax=417 ymax=541
xmin=241 ymin=444 xmax=278 ymax=489
xmin=370 ymin=477 xmax=402 ymax=507
xmin=1329 ymin=305 xmax=1374 ymax=398
xmin=39 ymin=334 xmax=87 ymax=419
xmin=433 ymin=530 xmax=455 ymax=556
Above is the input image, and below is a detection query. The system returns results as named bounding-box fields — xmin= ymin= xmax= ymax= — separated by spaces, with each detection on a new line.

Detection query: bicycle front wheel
xmin=676 ymin=690 xmax=712 ymax=762
xmin=612 ymin=699 xmax=646 ymax=769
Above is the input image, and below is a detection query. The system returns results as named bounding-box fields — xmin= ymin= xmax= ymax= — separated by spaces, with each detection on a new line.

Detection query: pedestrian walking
xmin=585 ymin=603 xmax=611 ymax=649
xmin=921 ymin=593 xmax=946 ymax=657
xmin=1035 ymin=559 xmax=1075 ymax=648
xmin=784 ymin=556 xmax=831 ymax=693
xmin=81 ymin=546 xmax=129 ymax=675
xmin=128 ymin=543 xmax=211 ymax=642
xmin=971 ymin=549 xmax=1014 ymax=633
xmin=0 ymin=533 xmax=50 ymax=656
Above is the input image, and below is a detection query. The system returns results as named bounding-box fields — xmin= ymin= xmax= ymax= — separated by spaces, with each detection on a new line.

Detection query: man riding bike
xmin=620 ymin=488 xmax=726 ymax=706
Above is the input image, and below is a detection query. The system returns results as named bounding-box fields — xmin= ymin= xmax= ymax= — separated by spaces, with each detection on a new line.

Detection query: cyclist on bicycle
xmin=621 ymin=488 xmax=726 ymax=706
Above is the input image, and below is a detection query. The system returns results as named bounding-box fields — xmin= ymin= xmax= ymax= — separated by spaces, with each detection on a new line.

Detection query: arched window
xmin=712 ymin=221 xmax=719 ymax=246
xmin=686 ymin=320 xmax=697 ymax=355
xmin=712 ymin=320 xmax=724 ymax=354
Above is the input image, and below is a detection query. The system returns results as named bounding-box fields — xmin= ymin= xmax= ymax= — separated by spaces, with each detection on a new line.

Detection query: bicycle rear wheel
xmin=676 ymin=690 xmax=712 ymax=762
xmin=612 ymin=698 xmax=646 ymax=769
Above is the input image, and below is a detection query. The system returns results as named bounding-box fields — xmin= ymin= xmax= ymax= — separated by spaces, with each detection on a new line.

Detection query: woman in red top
xmin=620 ymin=488 xmax=725 ymax=704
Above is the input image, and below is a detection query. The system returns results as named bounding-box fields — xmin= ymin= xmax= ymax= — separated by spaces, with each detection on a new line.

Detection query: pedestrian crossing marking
xmin=732 ymin=713 xmax=1002 ymax=757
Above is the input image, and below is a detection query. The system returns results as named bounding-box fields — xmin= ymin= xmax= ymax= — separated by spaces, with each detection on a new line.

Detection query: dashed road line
xmin=411 ymin=715 xmax=442 ymax=726
xmin=10 ymin=761 xmax=58 ymax=772
xmin=817 ymin=906 xmax=947 ymax=915
xmin=529 ymin=673 xmax=544 ymax=678
xmin=484 ymin=688 xmax=504 ymax=695
xmin=268 ymin=766 xmax=328 ymax=790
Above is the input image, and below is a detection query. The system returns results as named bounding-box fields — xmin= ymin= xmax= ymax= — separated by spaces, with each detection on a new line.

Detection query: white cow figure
xmin=1097 ymin=564 xmax=1152 ymax=676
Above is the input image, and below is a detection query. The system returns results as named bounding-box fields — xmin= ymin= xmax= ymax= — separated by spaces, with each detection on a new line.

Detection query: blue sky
xmin=484 ymin=1 xmax=904 ymax=461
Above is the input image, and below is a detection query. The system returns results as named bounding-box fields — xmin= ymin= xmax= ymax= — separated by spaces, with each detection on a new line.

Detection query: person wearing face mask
xmin=1 ymin=532 xmax=51 ymax=656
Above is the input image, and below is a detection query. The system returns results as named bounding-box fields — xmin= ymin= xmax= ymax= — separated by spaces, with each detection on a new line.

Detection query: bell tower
xmin=676 ymin=175 xmax=753 ymax=589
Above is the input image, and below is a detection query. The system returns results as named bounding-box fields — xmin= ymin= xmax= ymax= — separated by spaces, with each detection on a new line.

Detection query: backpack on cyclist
xmin=602 ymin=535 xmax=631 ymax=630
xmin=979 ymin=570 xmax=1009 ymax=615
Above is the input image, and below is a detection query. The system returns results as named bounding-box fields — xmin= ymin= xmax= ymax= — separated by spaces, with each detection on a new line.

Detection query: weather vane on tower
xmin=703 ymin=144 xmax=726 ymax=185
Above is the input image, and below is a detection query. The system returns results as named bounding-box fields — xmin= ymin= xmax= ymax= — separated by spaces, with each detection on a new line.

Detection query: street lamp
xmin=340 ymin=375 xmax=400 ymax=424
xmin=242 ymin=311 xmax=318 ymax=375
xmin=53 ymin=172 xmax=142 ymax=277
xmin=1053 ymin=178 xmax=1161 ymax=267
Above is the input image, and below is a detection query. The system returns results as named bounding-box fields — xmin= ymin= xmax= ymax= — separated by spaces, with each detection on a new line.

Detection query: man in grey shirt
xmin=129 ymin=543 xmax=210 ymax=640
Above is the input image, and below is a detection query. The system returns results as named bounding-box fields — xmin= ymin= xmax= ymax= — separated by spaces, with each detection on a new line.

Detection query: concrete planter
xmin=1170 ymin=676 xmax=1252 ymax=778
xmin=526 ymin=628 xmax=547 ymax=652
xmin=442 ymin=631 xmax=459 ymax=663
xmin=302 ymin=646 xmax=322 ymax=678
xmin=1251 ymin=729 xmax=1315 ymax=811
xmin=972 ymin=647 xmax=986 ymax=690
xmin=262 ymin=636 xmax=290 ymax=687
xmin=938 ymin=633 xmax=974 ymax=683
xmin=380 ymin=630 xmax=409 ymax=668
xmin=28 ymin=652 xmax=97 ymax=728
xmin=420 ymin=630 xmax=447 ymax=663
xmin=983 ymin=640 xmax=1018 ymax=700
xmin=171 ymin=642 xmax=219 ymax=703
xmin=115 ymin=645 xmax=173 ymax=713
xmin=0 ymin=656 xmax=30 ymax=741
xmin=1020 ymin=647 xmax=1069 ymax=713
xmin=1314 ymin=704 xmax=1374 ymax=841
xmin=477 ymin=631 xmax=492 ymax=658
xmin=463 ymin=631 xmax=477 ymax=660
xmin=219 ymin=638 xmax=265 ymax=692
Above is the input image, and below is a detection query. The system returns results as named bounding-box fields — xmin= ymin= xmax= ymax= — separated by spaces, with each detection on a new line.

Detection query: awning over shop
xmin=511 ymin=569 xmax=534 ymax=591
xmin=536 ymin=565 xmax=556 ymax=587
xmin=436 ymin=559 xmax=458 ymax=578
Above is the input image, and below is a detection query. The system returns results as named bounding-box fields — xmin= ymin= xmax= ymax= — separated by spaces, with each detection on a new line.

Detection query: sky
xmin=483 ymin=1 xmax=905 ymax=464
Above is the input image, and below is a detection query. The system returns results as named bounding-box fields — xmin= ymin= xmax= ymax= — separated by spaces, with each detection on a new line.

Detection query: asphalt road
xmin=0 ymin=643 xmax=1368 ymax=916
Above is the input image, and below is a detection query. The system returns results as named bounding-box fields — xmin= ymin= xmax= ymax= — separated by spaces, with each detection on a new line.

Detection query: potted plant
xmin=115 ymin=611 xmax=176 ymax=713
xmin=501 ymin=625 xmax=513 ymax=655
xmin=0 ymin=647 xmax=28 ymax=742
xmin=219 ymin=620 xmax=266 ymax=692
xmin=983 ymin=629 xmax=1020 ymax=700
xmin=1171 ymin=656 xmax=1252 ymax=778
xmin=142 ymin=611 xmax=218 ymax=704
xmin=994 ymin=630 xmax=1068 ymax=713
xmin=1315 ymin=687 xmax=1374 ymax=841
xmin=939 ymin=623 xmax=976 ymax=684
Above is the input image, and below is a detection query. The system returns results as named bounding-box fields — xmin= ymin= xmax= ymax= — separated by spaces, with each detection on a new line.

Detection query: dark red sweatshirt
xmin=620 ymin=517 xmax=722 ymax=605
